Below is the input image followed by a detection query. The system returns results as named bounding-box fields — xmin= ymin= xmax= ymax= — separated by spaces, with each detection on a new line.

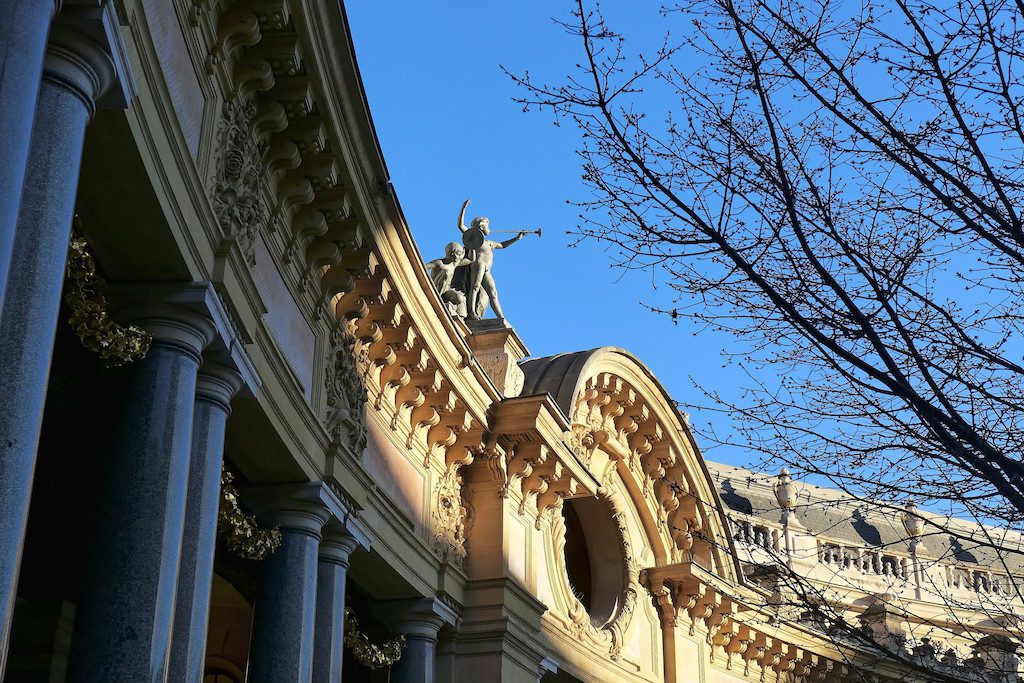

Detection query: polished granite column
xmin=312 ymin=525 xmax=362 ymax=682
xmin=66 ymin=304 xmax=216 ymax=682
xmin=247 ymin=487 xmax=332 ymax=682
xmin=0 ymin=9 xmax=117 ymax=675
xmin=0 ymin=0 xmax=60 ymax=312
xmin=168 ymin=361 xmax=244 ymax=682
xmin=389 ymin=599 xmax=457 ymax=683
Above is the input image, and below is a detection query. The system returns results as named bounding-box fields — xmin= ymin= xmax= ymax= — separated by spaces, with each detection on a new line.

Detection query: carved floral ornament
xmin=324 ymin=323 xmax=369 ymax=457
xmin=211 ymin=100 xmax=269 ymax=266
xmin=431 ymin=469 xmax=471 ymax=566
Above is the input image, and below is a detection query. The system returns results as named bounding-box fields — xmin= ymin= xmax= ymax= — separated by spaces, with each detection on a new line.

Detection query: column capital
xmin=43 ymin=19 xmax=114 ymax=114
xmin=318 ymin=527 xmax=361 ymax=568
xmin=244 ymin=481 xmax=350 ymax=539
xmin=196 ymin=360 xmax=244 ymax=412
xmin=384 ymin=598 xmax=459 ymax=641
xmin=46 ymin=1 xmax=134 ymax=112
xmin=111 ymin=283 xmax=239 ymax=363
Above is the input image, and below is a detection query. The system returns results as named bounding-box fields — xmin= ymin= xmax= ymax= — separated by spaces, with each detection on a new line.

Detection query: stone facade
xmin=0 ymin=1 xmax=1018 ymax=682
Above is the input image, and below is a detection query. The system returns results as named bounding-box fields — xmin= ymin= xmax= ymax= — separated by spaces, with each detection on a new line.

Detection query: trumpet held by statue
xmin=488 ymin=228 xmax=542 ymax=236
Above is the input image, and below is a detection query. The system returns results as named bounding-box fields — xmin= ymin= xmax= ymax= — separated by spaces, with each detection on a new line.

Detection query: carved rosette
xmin=431 ymin=470 xmax=469 ymax=567
xmin=325 ymin=324 xmax=368 ymax=457
xmin=211 ymin=100 xmax=269 ymax=265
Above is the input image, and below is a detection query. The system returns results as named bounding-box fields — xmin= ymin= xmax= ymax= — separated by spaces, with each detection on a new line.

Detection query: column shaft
xmin=0 ymin=0 xmax=58 ymax=313
xmin=386 ymin=600 xmax=452 ymax=683
xmin=67 ymin=332 xmax=210 ymax=681
xmin=168 ymin=364 xmax=241 ymax=681
xmin=312 ymin=531 xmax=358 ymax=682
xmin=248 ymin=519 xmax=323 ymax=681
xmin=392 ymin=634 xmax=439 ymax=683
xmin=0 ymin=47 xmax=99 ymax=675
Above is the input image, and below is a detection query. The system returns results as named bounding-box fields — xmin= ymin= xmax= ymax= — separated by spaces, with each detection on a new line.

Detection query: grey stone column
xmin=66 ymin=305 xmax=216 ymax=682
xmin=312 ymin=526 xmax=361 ymax=682
xmin=167 ymin=361 xmax=244 ymax=682
xmin=247 ymin=492 xmax=332 ymax=682
xmin=0 ymin=0 xmax=60 ymax=312
xmin=0 ymin=11 xmax=117 ymax=675
xmin=388 ymin=599 xmax=457 ymax=683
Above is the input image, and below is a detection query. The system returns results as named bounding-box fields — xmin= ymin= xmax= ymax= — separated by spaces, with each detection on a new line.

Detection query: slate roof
xmin=707 ymin=462 xmax=1024 ymax=573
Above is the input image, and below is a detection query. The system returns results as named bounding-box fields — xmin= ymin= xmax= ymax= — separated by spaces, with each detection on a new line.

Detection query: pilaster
xmin=450 ymin=578 xmax=554 ymax=683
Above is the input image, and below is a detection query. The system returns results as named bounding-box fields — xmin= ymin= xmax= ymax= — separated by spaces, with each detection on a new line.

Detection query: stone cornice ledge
xmin=487 ymin=394 xmax=601 ymax=498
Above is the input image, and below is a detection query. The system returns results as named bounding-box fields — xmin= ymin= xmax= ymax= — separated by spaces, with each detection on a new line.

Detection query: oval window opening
xmin=562 ymin=496 xmax=625 ymax=628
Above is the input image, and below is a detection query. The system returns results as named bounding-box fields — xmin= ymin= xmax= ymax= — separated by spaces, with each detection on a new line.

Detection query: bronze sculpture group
xmin=426 ymin=199 xmax=540 ymax=322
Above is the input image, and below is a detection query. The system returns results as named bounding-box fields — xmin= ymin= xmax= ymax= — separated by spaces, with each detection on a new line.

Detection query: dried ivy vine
xmin=64 ymin=235 xmax=151 ymax=366
xmin=217 ymin=467 xmax=282 ymax=560
xmin=344 ymin=607 xmax=405 ymax=669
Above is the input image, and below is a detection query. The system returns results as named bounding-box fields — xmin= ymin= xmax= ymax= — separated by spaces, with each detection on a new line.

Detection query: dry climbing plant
xmin=344 ymin=607 xmax=405 ymax=670
xmin=217 ymin=467 xmax=282 ymax=561
xmin=64 ymin=234 xmax=151 ymax=366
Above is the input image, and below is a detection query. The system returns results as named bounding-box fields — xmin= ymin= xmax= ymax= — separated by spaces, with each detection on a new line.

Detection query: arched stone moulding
xmin=520 ymin=348 xmax=740 ymax=581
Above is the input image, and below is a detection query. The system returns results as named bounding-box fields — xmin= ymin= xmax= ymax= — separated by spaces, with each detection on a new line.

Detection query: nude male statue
xmin=425 ymin=242 xmax=473 ymax=318
xmin=457 ymin=199 xmax=527 ymax=320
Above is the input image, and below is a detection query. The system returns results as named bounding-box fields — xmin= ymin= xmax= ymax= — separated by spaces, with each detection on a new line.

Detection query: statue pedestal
xmin=465 ymin=319 xmax=528 ymax=397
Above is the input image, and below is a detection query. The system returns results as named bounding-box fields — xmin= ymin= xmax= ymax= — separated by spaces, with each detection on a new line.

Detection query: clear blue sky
xmin=345 ymin=2 xmax=749 ymax=467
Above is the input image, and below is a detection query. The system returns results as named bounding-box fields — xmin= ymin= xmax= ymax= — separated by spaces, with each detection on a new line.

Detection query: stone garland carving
xmin=217 ymin=466 xmax=282 ymax=560
xmin=64 ymin=236 xmax=152 ymax=367
xmin=211 ymin=100 xmax=268 ymax=266
xmin=324 ymin=324 xmax=368 ymax=457
xmin=607 ymin=496 xmax=642 ymax=661
xmin=344 ymin=606 xmax=405 ymax=669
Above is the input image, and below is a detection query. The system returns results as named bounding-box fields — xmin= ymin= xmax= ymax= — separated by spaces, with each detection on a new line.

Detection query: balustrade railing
xmin=725 ymin=514 xmax=1022 ymax=603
